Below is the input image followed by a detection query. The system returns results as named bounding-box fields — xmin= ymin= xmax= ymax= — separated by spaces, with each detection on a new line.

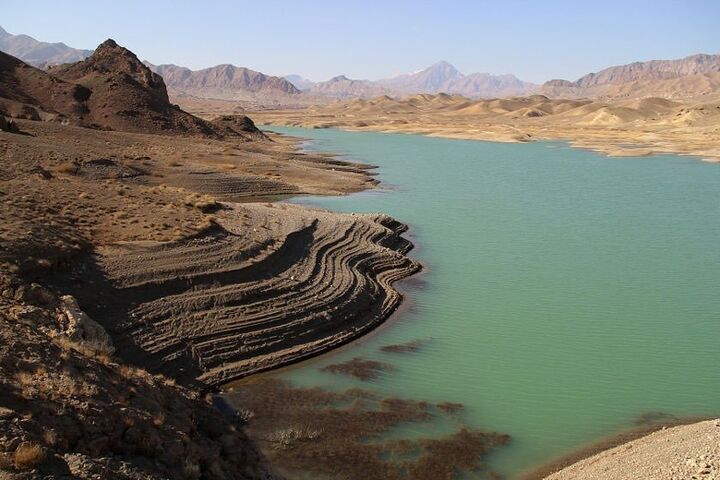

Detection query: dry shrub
xmin=119 ymin=364 xmax=149 ymax=380
xmin=14 ymin=442 xmax=45 ymax=469
xmin=56 ymin=162 xmax=78 ymax=174
xmin=185 ymin=193 xmax=219 ymax=213
xmin=152 ymin=411 xmax=166 ymax=427
xmin=14 ymin=371 xmax=35 ymax=386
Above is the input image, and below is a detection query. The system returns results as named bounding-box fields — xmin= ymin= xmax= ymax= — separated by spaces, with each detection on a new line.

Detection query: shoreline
xmin=262 ymin=120 xmax=720 ymax=163
xmin=215 ymin=132 xmax=424 ymax=385
xmin=215 ymin=132 xmax=427 ymax=388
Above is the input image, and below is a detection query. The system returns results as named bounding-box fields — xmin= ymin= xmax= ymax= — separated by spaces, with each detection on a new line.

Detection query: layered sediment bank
xmin=3 ymin=119 xmax=419 ymax=389
xmin=88 ymin=203 xmax=419 ymax=386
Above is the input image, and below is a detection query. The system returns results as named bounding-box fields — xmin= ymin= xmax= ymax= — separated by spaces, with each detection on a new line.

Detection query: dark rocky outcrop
xmin=48 ymin=40 xmax=219 ymax=136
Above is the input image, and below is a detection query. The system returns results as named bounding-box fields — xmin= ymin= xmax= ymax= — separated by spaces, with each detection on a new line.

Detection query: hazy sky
xmin=3 ymin=0 xmax=719 ymax=83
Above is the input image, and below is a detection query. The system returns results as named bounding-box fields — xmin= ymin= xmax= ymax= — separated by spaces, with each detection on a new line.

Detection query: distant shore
xmin=238 ymin=93 xmax=720 ymax=163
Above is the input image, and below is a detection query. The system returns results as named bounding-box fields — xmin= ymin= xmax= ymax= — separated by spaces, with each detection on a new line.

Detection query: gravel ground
xmin=545 ymin=419 xmax=720 ymax=480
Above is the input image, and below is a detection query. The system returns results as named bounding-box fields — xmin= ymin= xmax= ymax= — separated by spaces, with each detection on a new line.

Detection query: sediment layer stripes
xmin=98 ymin=204 xmax=419 ymax=386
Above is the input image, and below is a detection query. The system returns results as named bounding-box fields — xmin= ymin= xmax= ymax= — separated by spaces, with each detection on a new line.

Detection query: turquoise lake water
xmin=264 ymin=126 xmax=720 ymax=478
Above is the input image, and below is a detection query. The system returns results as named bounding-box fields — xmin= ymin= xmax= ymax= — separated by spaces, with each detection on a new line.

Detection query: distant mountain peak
xmin=374 ymin=60 xmax=534 ymax=98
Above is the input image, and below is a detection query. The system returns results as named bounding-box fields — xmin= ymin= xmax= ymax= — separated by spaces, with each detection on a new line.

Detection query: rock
xmin=30 ymin=284 xmax=55 ymax=306
xmin=0 ymin=116 xmax=19 ymax=134
xmin=57 ymin=295 xmax=115 ymax=355
xmin=14 ymin=283 xmax=55 ymax=307
xmin=38 ymin=454 xmax=71 ymax=476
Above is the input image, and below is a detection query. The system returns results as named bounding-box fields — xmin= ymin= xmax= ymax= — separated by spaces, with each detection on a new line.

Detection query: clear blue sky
xmin=3 ymin=0 xmax=719 ymax=83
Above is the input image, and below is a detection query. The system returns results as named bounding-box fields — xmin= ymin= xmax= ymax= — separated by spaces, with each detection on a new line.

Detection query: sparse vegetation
xmin=14 ymin=442 xmax=46 ymax=469
xmin=185 ymin=193 xmax=220 ymax=213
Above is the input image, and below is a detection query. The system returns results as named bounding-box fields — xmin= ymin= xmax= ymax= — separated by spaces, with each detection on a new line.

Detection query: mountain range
xmin=540 ymin=54 xmax=720 ymax=100
xmin=1 ymin=25 xmax=718 ymax=104
xmin=283 ymin=61 xmax=538 ymax=99
xmin=145 ymin=62 xmax=301 ymax=101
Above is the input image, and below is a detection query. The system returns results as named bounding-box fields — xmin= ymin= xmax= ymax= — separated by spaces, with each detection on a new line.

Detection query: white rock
xmin=58 ymin=295 xmax=115 ymax=355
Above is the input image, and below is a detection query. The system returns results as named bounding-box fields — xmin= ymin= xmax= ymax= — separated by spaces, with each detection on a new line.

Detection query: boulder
xmin=0 ymin=116 xmax=19 ymax=133
xmin=57 ymin=295 xmax=115 ymax=355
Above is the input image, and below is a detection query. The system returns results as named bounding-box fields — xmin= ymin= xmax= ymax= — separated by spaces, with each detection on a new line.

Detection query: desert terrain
xmin=2 ymin=18 xmax=720 ymax=480
xmin=242 ymin=92 xmax=720 ymax=162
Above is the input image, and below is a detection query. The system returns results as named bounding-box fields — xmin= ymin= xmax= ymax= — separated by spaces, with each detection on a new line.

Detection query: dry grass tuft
xmin=51 ymin=335 xmax=113 ymax=364
xmin=14 ymin=442 xmax=46 ymax=469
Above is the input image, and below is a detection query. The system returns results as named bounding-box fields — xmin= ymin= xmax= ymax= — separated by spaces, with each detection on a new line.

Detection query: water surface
xmin=264 ymin=126 xmax=720 ymax=477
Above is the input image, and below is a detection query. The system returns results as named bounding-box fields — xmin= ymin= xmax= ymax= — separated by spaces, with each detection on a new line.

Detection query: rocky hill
xmin=0 ymin=49 xmax=91 ymax=123
xmin=0 ymin=25 xmax=92 ymax=68
xmin=574 ymin=54 xmax=720 ymax=87
xmin=0 ymin=277 xmax=269 ymax=479
xmin=5 ymin=39 xmax=216 ymax=136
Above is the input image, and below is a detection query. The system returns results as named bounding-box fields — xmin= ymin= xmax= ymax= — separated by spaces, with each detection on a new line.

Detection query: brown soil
xmin=0 ymin=279 xmax=270 ymax=479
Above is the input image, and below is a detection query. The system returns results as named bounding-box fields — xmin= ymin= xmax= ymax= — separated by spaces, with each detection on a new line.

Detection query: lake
xmin=260 ymin=126 xmax=720 ymax=478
